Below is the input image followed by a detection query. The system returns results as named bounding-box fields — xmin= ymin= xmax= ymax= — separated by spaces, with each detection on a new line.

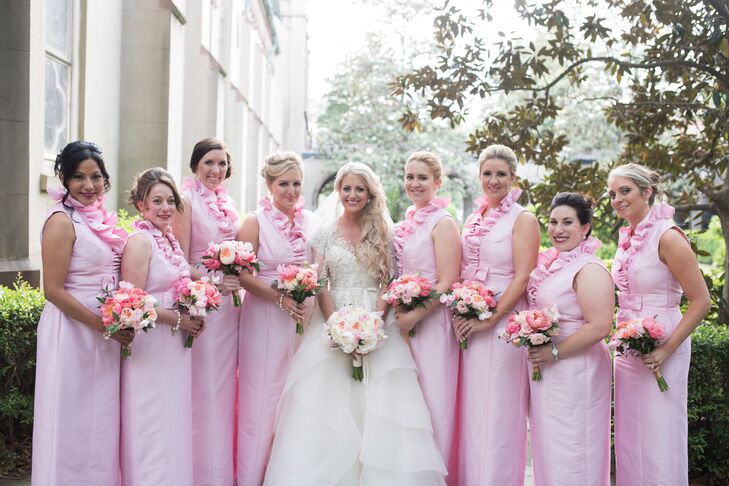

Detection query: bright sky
xmin=305 ymin=0 xmax=528 ymax=120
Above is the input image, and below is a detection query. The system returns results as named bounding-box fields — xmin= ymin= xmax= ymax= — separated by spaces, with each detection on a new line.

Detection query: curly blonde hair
xmin=334 ymin=162 xmax=392 ymax=282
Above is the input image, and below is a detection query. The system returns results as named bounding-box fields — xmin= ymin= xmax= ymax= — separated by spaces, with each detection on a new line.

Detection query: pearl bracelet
xmin=277 ymin=292 xmax=285 ymax=311
xmin=172 ymin=310 xmax=181 ymax=335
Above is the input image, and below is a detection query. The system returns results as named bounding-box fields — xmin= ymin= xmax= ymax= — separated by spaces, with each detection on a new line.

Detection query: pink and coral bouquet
xmin=382 ymin=274 xmax=438 ymax=338
xmin=200 ymin=240 xmax=260 ymax=306
xmin=274 ymin=262 xmax=324 ymax=334
xmin=500 ymin=306 xmax=560 ymax=381
xmin=97 ymin=281 xmax=158 ymax=359
xmin=323 ymin=305 xmax=388 ymax=382
xmin=608 ymin=316 xmax=669 ymax=392
xmin=174 ymin=276 xmax=222 ymax=348
xmin=440 ymin=280 xmax=497 ymax=350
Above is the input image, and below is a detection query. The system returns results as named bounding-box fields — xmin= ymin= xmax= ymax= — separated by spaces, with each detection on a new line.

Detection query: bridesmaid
xmin=236 ymin=151 xmax=313 ymax=486
xmin=173 ymin=138 xmax=241 ymax=486
xmin=453 ymin=144 xmax=540 ymax=486
xmin=526 ymin=192 xmax=613 ymax=486
xmin=393 ymin=151 xmax=461 ymax=481
xmin=32 ymin=141 xmax=131 ymax=485
xmin=608 ymin=164 xmax=710 ymax=485
xmin=120 ymin=168 xmax=203 ymax=486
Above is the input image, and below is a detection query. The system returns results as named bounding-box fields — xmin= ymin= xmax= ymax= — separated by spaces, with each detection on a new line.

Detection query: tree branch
xmin=704 ymin=0 xmax=729 ymax=24
xmin=482 ymin=56 xmax=727 ymax=94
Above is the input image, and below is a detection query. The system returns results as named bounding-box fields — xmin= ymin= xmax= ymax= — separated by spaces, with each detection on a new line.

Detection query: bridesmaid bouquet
xmin=440 ymin=281 xmax=497 ymax=350
xmin=97 ymin=281 xmax=158 ymax=359
xmin=174 ymin=276 xmax=223 ymax=348
xmin=323 ymin=305 xmax=388 ymax=382
xmin=382 ymin=274 xmax=438 ymax=337
xmin=274 ymin=263 xmax=324 ymax=334
xmin=608 ymin=317 xmax=669 ymax=392
xmin=200 ymin=240 xmax=260 ymax=306
xmin=500 ymin=306 xmax=560 ymax=381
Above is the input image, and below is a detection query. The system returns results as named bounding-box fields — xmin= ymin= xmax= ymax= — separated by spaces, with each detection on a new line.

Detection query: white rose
xmin=529 ymin=333 xmax=548 ymax=345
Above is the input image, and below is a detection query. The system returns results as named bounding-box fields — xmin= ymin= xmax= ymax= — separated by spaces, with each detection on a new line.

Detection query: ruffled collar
xmin=132 ymin=219 xmax=189 ymax=277
xmin=182 ymin=177 xmax=239 ymax=239
xmin=48 ymin=186 xmax=128 ymax=254
xmin=461 ymin=187 xmax=522 ymax=282
xmin=393 ymin=197 xmax=449 ymax=274
xmin=527 ymin=236 xmax=601 ymax=307
xmin=259 ymin=195 xmax=307 ymax=265
xmin=613 ymin=203 xmax=675 ymax=292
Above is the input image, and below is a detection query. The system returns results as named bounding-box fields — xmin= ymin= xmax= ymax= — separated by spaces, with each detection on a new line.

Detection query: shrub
xmin=0 ymin=276 xmax=44 ymax=477
xmin=688 ymin=324 xmax=729 ymax=484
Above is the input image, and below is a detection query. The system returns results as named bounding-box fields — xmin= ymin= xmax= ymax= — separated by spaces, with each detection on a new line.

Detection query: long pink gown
xmin=457 ymin=189 xmax=529 ymax=486
xmin=32 ymin=195 xmax=127 ymax=486
xmin=526 ymin=237 xmax=612 ymax=486
xmin=181 ymin=177 xmax=241 ymax=486
xmin=236 ymin=196 xmax=312 ymax=486
xmin=612 ymin=204 xmax=690 ymax=486
xmin=394 ymin=198 xmax=459 ymax=482
xmin=120 ymin=221 xmax=192 ymax=486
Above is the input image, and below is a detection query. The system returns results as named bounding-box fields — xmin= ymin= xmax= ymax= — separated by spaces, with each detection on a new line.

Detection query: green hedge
xmin=0 ymin=277 xmax=728 ymax=482
xmin=687 ymin=324 xmax=729 ymax=484
xmin=0 ymin=277 xmax=44 ymax=478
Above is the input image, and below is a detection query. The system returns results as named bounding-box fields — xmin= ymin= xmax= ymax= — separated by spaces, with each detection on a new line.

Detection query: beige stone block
xmin=122 ymin=9 xmax=171 ymax=49
xmin=120 ymin=82 xmax=169 ymax=124
xmin=0 ymin=47 xmax=30 ymax=122
xmin=0 ymin=119 xmax=30 ymax=188
xmin=121 ymin=46 xmax=170 ymax=86
xmin=0 ymin=1 xmax=30 ymax=51
xmin=119 ymin=120 xmax=168 ymax=161
xmin=0 ymin=192 xmax=29 ymax=260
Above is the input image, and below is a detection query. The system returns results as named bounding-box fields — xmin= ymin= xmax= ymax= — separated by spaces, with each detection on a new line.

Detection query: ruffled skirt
xmin=263 ymin=306 xmax=446 ymax=486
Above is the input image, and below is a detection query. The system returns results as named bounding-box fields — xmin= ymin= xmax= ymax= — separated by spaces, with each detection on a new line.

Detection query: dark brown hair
xmin=128 ymin=167 xmax=184 ymax=213
xmin=551 ymin=192 xmax=595 ymax=237
xmin=189 ymin=138 xmax=232 ymax=179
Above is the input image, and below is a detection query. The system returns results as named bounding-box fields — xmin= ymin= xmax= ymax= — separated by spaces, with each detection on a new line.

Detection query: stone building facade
xmin=0 ymin=0 xmax=310 ymax=286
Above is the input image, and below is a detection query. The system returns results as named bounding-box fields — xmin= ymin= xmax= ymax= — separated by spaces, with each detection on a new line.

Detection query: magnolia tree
xmin=394 ymin=0 xmax=729 ymax=320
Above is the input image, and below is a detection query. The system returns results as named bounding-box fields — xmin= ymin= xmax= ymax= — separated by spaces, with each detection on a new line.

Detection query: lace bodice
xmin=310 ymin=223 xmax=381 ymax=310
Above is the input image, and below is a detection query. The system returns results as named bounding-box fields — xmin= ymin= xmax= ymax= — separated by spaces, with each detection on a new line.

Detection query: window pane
xmin=44 ymin=57 xmax=70 ymax=156
xmin=45 ymin=0 xmax=72 ymax=59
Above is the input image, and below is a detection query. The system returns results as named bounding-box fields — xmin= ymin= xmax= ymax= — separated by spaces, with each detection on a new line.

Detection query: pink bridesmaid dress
xmin=526 ymin=237 xmax=612 ymax=486
xmin=612 ymin=204 xmax=690 ymax=486
xmin=394 ymin=198 xmax=459 ymax=482
xmin=181 ymin=177 xmax=241 ymax=486
xmin=32 ymin=193 xmax=128 ymax=486
xmin=457 ymin=188 xmax=530 ymax=486
xmin=237 ymin=196 xmax=312 ymax=486
xmin=120 ymin=220 xmax=193 ymax=486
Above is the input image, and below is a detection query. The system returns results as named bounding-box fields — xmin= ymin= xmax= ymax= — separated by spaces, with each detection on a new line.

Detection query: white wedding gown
xmin=263 ymin=223 xmax=447 ymax=486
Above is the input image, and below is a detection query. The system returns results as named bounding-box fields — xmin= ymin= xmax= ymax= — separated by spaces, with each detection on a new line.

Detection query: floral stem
xmin=460 ymin=338 xmax=468 ymax=351
xmin=185 ymin=334 xmax=194 ymax=348
xmin=654 ymin=370 xmax=669 ymax=392
xmin=232 ymin=291 xmax=241 ymax=307
xmin=532 ymin=363 xmax=542 ymax=381
xmin=296 ymin=321 xmax=304 ymax=335
xmin=121 ymin=345 xmax=132 ymax=359
xmin=408 ymin=328 xmax=416 ymax=338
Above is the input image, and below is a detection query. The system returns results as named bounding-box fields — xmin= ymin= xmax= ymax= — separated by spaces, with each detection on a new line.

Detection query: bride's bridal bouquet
xmin=98 ymin=281 xmax=158 ymax=359
xmin=200 ymin=240 xmax=260 ymax=307
xmin=500 ymin=306 xmax=560 ymax=381
xmin=382 ymin=274 xmax=438 ymax=337
xmin=274 ymin=263 xmax=324 ymax=334
xmin=174 ymin=276 xmax=222 ymax=348
xmin=323 ymin=305 xmax=388 ymax=382
xmin=440 ymin=281 xmax=497 ymax=350
xmin=608 ymin=316 xmax=669 ymax=392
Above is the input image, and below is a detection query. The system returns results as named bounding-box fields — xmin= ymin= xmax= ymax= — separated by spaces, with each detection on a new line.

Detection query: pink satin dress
xmin=32 ymin=203 xmax=123 ymax=486
xmin=120 ymin=224 xmax=192 ymax=486
xmin=182 ymin=178 xmax=241 ymax=486
xmin=237 ymin=198 xmax=312 ymax=486
xmin=457 ymin=189 xmax=530 ymax=486
xmin=612 ymin=204 xmax=690 ymax=486
xmin=527 ymin=238 xmax=612 ymax=486
xmin=396 ymin=203 xmax=459 ymax=483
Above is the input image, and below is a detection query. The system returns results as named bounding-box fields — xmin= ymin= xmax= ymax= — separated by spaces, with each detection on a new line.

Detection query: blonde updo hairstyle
xmin=406 ymin=151 xmax=443 ymax=181
xmin=128 ymin=167 xmax=184 ymax=213
xmin=478 ymin=144 xmax=518 ymax=176
xmin=608 ymin=163 xmax=661 ymax=206
xmin=261 ymin=151 xmax=304 ymax=185
xmin=334 ymin=162 xmax=392 ymax=282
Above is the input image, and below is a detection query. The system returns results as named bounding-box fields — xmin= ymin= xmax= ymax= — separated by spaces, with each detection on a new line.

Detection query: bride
xmin=263 ymin=162 xmax=447 ymax=485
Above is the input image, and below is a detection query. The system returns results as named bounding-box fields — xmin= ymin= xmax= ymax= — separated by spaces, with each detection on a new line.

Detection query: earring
xmin=367 ymin=198 xmax=371 ymax=204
